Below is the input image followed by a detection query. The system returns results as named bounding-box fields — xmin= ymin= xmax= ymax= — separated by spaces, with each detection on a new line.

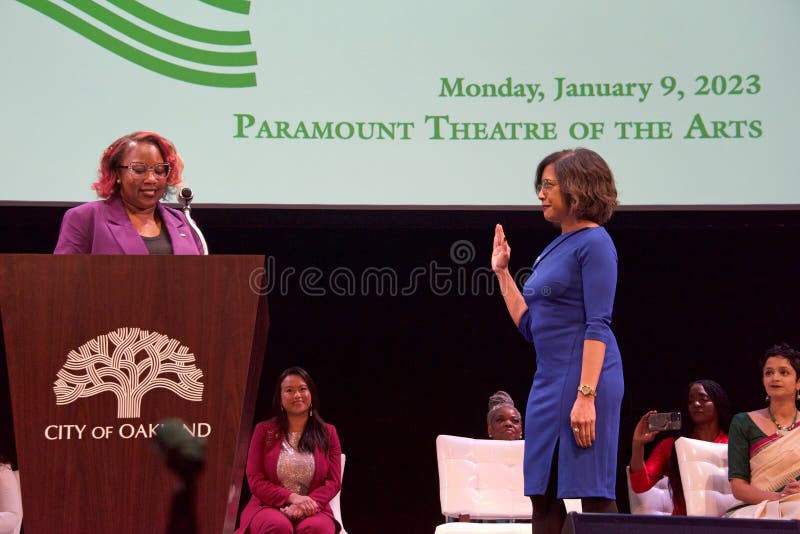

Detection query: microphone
xmin=153 ymin=418 xmax=206 ymax=476
xmin=178 ymin=187 xmax=193 ymax=211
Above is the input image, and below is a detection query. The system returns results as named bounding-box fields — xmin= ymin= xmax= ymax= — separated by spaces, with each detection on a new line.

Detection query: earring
xmin=797 ymin=390 xmax=800 ymax=401
xmin=116 ymin=179 xmax=121 ymax=184
xmin=309 ymin=405 xmax=313 ymax=417
xmin=766 ymin=394 xmax=771 ymax=403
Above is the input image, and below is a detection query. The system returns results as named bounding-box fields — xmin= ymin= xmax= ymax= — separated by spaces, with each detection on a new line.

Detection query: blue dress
xmin=517 ymin=226 xmax=623 ymax=499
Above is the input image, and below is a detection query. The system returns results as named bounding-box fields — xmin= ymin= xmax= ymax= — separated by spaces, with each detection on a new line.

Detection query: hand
xmin=287 ymin=494 xmax=319 ymax=516
xmin=632 ymin=411 xmax=660 ymax=446
xmin=570 ymin=395 xmax=596 ymax=448
xmin=780 ymin=480 xmax=800 ymax=498
xmin=491 ymin=224 xmax=511 ymax=273
xmin=280 ymin=504 xmax=306 ymax=520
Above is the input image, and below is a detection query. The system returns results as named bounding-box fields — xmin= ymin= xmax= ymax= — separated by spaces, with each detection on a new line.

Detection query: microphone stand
xmin=178 ymin=188 xmax=209 ymax=255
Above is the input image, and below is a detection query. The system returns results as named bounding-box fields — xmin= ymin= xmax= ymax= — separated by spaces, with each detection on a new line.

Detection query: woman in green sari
xmin=727 ymin=343 xmax=800 ymax=519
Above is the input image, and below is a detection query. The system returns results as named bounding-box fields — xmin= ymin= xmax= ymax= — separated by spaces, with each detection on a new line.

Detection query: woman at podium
xmin=237 ymin=367 xmax=342 ymax=534
xmin=53 ymin=131 xmax=205 ymax=255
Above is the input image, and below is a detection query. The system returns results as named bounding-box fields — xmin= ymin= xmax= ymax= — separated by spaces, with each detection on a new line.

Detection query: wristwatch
xmin=577 ymin=385 xmax=597 ymax=397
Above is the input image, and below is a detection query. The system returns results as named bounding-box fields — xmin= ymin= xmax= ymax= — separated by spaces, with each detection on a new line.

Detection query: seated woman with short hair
xmin=727 ymin=343 xmax=800 ymax=519
xmin=449 ymin=391 xmax=525 ymax=524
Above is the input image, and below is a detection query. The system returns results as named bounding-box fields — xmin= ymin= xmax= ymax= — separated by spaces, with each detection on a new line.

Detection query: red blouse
xmin=629 ymin=431 xmax=728 ymax=515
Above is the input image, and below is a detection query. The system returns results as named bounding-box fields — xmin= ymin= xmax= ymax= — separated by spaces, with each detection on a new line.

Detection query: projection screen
xmin=1 ymin=0 xmax=798 ymax=207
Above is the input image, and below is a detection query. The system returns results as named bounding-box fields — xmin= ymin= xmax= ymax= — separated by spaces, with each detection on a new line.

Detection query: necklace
xmin=768 ymin=406 xmax=798 ymax=437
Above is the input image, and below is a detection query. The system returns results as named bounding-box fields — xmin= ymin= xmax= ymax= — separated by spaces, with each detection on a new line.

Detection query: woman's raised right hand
xmin=492 ymin=224 xmax=511 ymax=273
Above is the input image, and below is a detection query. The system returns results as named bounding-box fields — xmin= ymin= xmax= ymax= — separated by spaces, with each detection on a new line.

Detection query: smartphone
xmin=647 ymin=411 xmax=682 ymax=432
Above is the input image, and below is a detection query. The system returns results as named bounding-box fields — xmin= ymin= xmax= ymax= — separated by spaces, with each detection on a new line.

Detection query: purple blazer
xmin=236 ymin=420 xmax=342 ymax=534
xmin=53 ymin=197 xmax=204 ymax=255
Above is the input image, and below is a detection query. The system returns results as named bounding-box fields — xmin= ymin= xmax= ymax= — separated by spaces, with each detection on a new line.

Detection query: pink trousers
xmin=247 ymin=508 xmax=336 ymax=534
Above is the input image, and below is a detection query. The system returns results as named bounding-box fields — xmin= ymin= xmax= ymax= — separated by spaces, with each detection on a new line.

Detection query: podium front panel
xmin=0 ymin=254 xmax=269 ymax=534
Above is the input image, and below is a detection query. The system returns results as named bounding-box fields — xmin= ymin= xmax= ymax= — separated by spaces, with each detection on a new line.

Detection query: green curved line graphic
xmin=198 ymin=0 xmax=251 ymax=15
xmin=107 ymin=0 xmax=251 ymax=46
xmin=18 ymin=0 xmax=256 ymax=88
xmin=64 ymin=0 xmax=256 ymax=67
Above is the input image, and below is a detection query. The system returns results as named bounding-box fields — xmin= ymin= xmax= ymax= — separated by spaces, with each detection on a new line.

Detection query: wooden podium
xmin=0 ymin=254 xmax=269 ymax=534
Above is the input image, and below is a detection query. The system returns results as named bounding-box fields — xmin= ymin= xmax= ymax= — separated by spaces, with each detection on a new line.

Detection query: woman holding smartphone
xmin=629 ymin=379 xmax=731 ymax=515
xmin=492 ymin=148 xmax=623 ymax=534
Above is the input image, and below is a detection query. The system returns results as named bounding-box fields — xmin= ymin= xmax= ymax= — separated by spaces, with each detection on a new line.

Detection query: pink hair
xmin=92 ymin=131 xmax=185 ymax=198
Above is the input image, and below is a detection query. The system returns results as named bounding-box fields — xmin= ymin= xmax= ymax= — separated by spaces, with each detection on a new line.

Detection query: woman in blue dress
xmin=491 ymin=148 xmax=623 ymax=534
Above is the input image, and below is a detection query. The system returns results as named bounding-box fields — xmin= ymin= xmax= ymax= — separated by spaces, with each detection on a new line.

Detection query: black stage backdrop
xmin=1 ymin=206 xmax=799 ymax=534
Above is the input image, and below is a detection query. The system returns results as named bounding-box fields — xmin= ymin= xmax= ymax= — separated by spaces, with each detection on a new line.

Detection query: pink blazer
xmin=236 ymin=420 xmax=342 ymax=533
xmin=53 ymin=196 xmax=204 ymax=255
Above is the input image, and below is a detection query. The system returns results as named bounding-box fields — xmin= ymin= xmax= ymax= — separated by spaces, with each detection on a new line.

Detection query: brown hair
xmin=535 ymin=148 xmax=618 ymax=224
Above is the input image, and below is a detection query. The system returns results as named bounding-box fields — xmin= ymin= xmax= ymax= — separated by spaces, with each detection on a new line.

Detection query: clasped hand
xmin=282 ymin=494 xmax=319 ymax=519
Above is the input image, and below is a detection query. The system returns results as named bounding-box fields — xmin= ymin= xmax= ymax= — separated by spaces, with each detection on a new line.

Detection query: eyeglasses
xmin=536 ymin=179 xmax=558 ymax=194
xmin=117 ymin=162 xmax=171 ymax=178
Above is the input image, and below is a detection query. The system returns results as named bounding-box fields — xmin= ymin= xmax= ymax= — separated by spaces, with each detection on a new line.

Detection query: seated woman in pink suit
xmin=236 ymin=367 xmax=342 ymax=534
xmin=54 ymin=131 xmax=204 ymax=255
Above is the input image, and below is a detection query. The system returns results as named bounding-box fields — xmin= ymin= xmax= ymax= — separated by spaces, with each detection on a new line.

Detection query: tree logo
xmin=53 ymin=327 xmax=204 ymax=418
xmin=17 ymin=0 xmax=257 ymax=87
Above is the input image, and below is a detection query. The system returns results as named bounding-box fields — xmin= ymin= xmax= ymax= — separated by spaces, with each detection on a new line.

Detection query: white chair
xmin=13 ymin=470 xmax=22 ymax=534
xmin=626 ymin=466 xmax=673 ymax=515
xmin=674 ymin=437 xmax=738 ymax=516
xmin=435 ymin=435 xmax=581 ymax=534
xmin=330 ymin=453 xmax=347 ymax=534
xmin=0 ymin=466 xmax=22 ymax=534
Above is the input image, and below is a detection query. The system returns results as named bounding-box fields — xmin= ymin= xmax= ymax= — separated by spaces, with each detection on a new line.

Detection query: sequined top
xmin=276 ymin=431 xmax=315 ymax=495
